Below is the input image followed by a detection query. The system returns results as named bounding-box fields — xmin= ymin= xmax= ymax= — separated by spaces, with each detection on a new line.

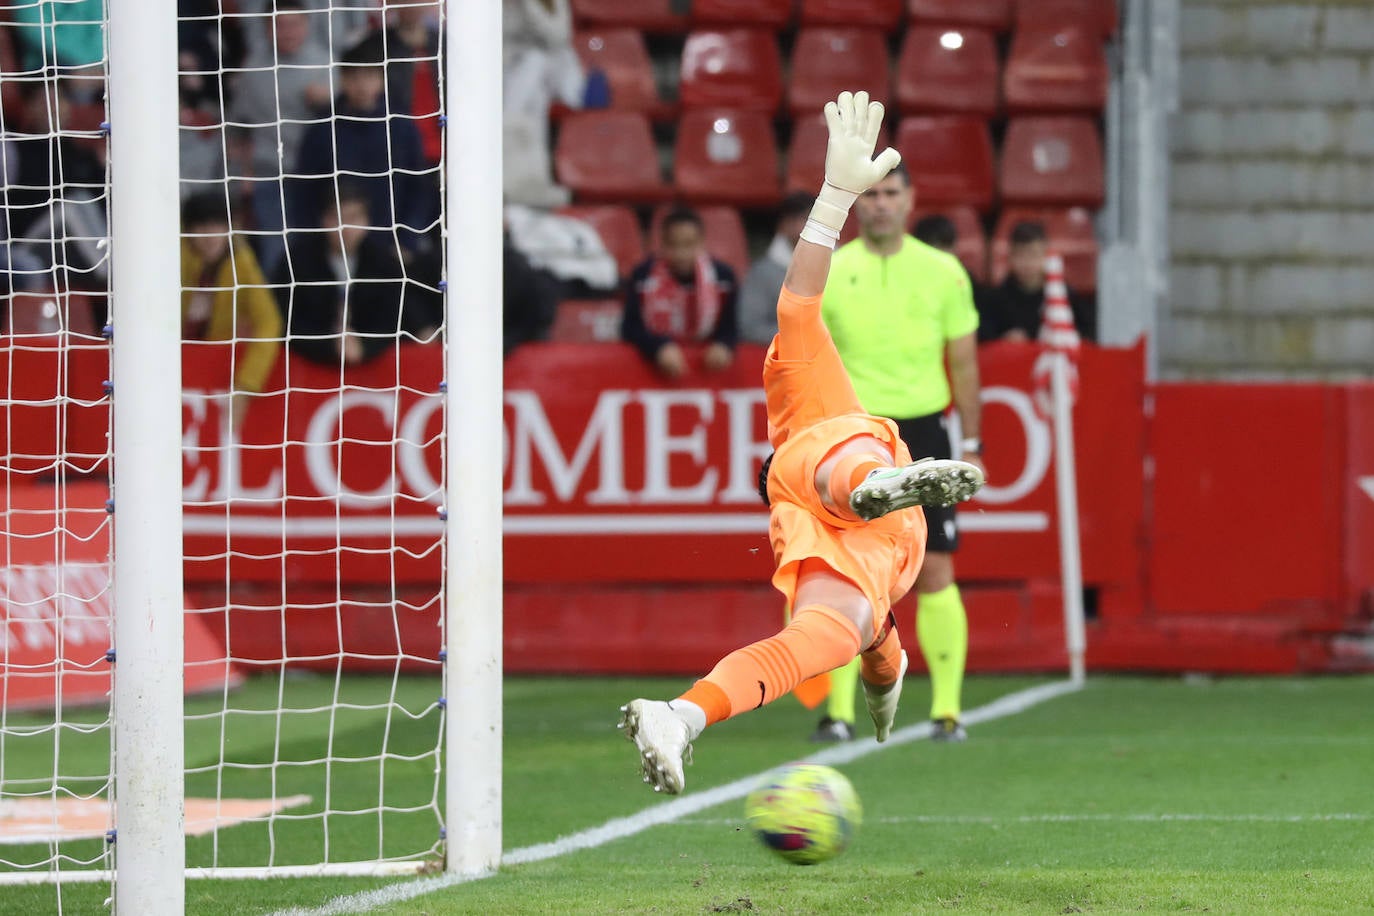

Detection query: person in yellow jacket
xmin=180 ymin=192 xmax=284 ymax=432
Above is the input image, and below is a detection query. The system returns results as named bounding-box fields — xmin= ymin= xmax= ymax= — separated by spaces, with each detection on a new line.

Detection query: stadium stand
xmin=907 ymin=0 xmax=1013 ymax=31
xmin=1003 ymin=26 xmax=1109 ymax=114
xmin=896 ymin=25 xmax=1000 ymax=117
xmin=679 ymin=29 xmax=784 ymax=112
xmin=570 ymin=0 xmax=688 ymax=33
xmin=991 ymin=206 xmax=1099 ymax=293
xmin=554 ymin=111 xmax=671 ymax=203
xmin=1014 ymin=0 xmax=1118 ymax=38
xmin=2 ymin=289 xmax=99 ymax=337
xmin=673 ymin=109 xmax=781 ymax=207
xmin=999 ymin=116 xmax=1105 ymax=208
xmin=571 ymin=29 xmax=664 ymax=118
xmin=556 ymin=205 xmax=647 ymax=281
xmin=788 ymin=28 xmax=891 ymax=117
xmin=800 ymin=0 xmax=904 ymax=31
xmin=649 ymin=204 xmax=752 ymax=282
xmin=550 ymin=298 xmax=624 ymax=344
xmin=895 ymin=115 xmax=996 ymax=211
xmin=691 ymin=0 xmax=794 ymax=29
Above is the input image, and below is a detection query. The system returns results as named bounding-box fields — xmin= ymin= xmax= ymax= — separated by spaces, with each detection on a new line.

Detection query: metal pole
xmin=1051 ymin=355 xmax=1086 ymax=685
xmin=108 ymin=0 xmax=186 ymax=910
xmin=443 ymin=0 xmax=504 ymax=877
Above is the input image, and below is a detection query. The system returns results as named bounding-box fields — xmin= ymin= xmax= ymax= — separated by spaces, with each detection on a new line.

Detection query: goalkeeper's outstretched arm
xmin=783 ymin=91 xmax=900 ymax=297
xmin=776 ymin=90 xmax=901 ymax=359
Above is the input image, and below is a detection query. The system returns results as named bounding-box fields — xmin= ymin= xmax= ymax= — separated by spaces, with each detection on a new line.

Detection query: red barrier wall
xmin=5 ymin=334 xmax=1371 ymax=676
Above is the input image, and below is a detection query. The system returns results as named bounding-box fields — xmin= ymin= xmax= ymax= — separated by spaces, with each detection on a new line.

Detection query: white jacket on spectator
xmin=504 ymin=203 xmax=618 ymax=293
xmin=503 ymin=0 xmax=585 ymax=208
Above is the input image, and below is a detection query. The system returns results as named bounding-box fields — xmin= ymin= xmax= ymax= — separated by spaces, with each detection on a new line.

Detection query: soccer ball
xmin=744 ymin=763 xmax=862 ymax=865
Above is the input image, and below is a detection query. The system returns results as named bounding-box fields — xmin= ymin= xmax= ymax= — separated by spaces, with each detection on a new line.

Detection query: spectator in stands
xmin=276 ymin=184 xmax=440 ymax=368
xmin=11 ymin=0 xmax=105 ymax=75
xmin=179 ymin=48 xmax=228 ymax=200
xmin=228 ymin=0 xmax=332 ymax=272
xmin=503 ymin=0 xmax=585 ymax=208
xmin=738 ymin=192 xmax=813 ymax=345
xmin=504 ymin=232 xmax=560 ymax=357
xmin=6 ymin=81 xmax=108 ymax=291
xmin=382 ymin=0 xmax=443 ymax=167
xmin=912 ymin=214 xmax=957 ymax=255
xmin=289 ymin=33 xmax=432 ymax=249
xmin=180 ymin=192 xmax=284 ymax=432
xmin=977 ymin=221 xmax=1095 ymax=343
xmin=237 ymin=0 xmax=378 ymax=64
xmin=621 ymin=207 xmax=738 ymax=379
xmin=179 ymin=0 xmax=246 ymax=108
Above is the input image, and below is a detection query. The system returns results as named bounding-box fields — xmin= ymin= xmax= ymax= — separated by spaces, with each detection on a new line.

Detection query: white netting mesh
xmin=2 ymin=0 xmax=450 ymax=892
xmin=0 ymin=0 xmax=117 ymax=907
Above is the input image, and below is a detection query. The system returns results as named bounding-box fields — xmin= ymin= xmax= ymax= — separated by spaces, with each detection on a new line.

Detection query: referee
xmin=814 ymin=162 xmax=985 ymax=743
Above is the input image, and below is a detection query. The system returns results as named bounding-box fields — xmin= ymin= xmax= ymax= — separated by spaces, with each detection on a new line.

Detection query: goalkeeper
xmin=620 ymin=91 xmax=984 ymax=795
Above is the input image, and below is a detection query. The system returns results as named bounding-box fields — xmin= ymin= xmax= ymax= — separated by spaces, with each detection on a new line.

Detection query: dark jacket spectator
xmin=621 ymin=208 xmax=738 ymax=379
xmin=504 ymin=235 xmax=560 ymax=356
xmin=977 ymin=221 xmax=1095 ymax=343
xmin=277 ymin=188 xmax=440 ymax=367
xmin=288 ymin=33 xmax=432 ymax=246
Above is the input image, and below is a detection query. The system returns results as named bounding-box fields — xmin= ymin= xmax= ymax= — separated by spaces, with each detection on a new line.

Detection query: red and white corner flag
xmin=1032 ymin=252 xmax=1081 ymax=419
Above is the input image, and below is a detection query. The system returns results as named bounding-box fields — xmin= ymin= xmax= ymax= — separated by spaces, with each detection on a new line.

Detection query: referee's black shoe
xmin=929 ymin=717 xmax=967 ymax=742
xmin=808 ymin=717 xmax=856 ymax=743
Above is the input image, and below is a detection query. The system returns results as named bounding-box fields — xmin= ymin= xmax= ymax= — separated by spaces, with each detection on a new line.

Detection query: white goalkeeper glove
xmin=801 ymin=90 xmax=903 ymax=249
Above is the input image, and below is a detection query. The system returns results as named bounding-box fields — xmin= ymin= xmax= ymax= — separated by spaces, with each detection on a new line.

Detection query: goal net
xmin=0 ymin=0 xmax=499 ymax=903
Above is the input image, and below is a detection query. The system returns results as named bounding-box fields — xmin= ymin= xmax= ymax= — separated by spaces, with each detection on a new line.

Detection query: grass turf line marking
xmin=272 ymin=678 xmax=1082 ymax=916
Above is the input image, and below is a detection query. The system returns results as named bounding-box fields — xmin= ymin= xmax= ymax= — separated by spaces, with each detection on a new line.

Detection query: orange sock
xmin=826 ymin=453 xmax=886 ymax=510
xmin=860 ymin=623 xmax=904 ymax=688
xmin=677 ymin=604 xmax=862 ymax=726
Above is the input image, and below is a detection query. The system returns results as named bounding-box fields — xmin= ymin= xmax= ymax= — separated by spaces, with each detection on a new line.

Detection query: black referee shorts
xmin=895 ymin=411 xmax=959 ymax=553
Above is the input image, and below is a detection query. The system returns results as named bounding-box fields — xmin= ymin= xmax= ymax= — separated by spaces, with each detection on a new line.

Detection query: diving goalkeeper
xmin=619 ymin=91 xmax=984 ymax=795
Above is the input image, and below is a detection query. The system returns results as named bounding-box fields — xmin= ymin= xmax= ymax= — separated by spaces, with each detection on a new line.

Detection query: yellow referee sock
xmin=916 ymin=583 xmax=968 ymax=721
xmin=824 ymin=657 xmax=859 ymax=724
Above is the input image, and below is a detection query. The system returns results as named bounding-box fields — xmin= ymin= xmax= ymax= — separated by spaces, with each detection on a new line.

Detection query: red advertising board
xmin=171 ymin=339 xmax=1147 ymax=593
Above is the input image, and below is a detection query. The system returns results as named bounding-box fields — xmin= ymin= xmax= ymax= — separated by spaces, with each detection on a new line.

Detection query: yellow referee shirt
xmin=821 ymin=236 xmax=979 ymax=420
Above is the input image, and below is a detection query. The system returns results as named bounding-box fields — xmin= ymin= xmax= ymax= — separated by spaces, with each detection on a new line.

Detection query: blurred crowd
xmin=0 ymin=0 xmax=1096 ymax=403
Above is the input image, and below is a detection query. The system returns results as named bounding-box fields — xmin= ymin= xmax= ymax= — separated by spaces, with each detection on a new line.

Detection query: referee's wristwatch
xmin=960 ymin=436 xmax=983 ymax=457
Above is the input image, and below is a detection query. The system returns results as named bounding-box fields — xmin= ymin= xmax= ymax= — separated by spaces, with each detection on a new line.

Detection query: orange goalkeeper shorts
xmin=765 ymin=413 xmax=927 ymax=633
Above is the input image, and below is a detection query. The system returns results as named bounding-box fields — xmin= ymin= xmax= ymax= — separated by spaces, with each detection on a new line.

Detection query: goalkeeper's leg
xmin=620 ymin=559 xmax=879 ymax=795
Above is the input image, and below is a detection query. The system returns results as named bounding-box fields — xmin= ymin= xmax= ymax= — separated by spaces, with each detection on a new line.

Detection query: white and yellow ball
xmin=744 ymin=763 xmax=862 ymax=865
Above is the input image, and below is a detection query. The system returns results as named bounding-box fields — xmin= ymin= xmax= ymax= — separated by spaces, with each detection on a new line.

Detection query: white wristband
xmin=799 ymin=218 xmax=840 ymax=249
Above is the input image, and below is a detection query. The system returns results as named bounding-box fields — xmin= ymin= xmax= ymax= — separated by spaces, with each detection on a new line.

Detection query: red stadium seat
xmin=554 ymin=111 xmax=670 ymax=203
xmin=650 ymin=205 xmax=751 ymax=281
xmin=572 ymin=29 xmax=663 ymax=118
xmin=894 ymin=116 xmax=996 ymax=211
xmin=1014 ymin=0 xmax=1118 ymax=37
xmin=1004 ymin=26 xmax=1109 ymax=114
xmin=896 ymin=26 xmax=999 ymax=117
xmin=785 ymin=113 xmax=890 ymax=193
xmin=556 ymin=205 xmax=647 ymax=279
xmin=909 ymin=205 xmax=988 ymax=282
xmin=679 ymin=29 xmax=783 ymax=112
xmin=999 ymin=116 xmax=1104 ymax=208
xmin=907 ymin=0 xmax=1012 ymax=30
xmin=800 ymin=0 xmax=903 ymax=29
xmin=571 ymin=0 xmax=688 ymax=32
xmin=787 ymin=28 xmax=891 ymax=118
xmin=673 ymin=109 xmax=781 ymax=207
xmin=990 ymin=207 xmax=1098 ymax=293
xmin=692 ymin=0 xmax=793 ymax=28
xmin=550 ymin=299 xmax=624 ymax=344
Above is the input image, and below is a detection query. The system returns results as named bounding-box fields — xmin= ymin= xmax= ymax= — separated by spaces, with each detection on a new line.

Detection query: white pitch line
xmin=271 ymin=679 xmax=1082 ymax=916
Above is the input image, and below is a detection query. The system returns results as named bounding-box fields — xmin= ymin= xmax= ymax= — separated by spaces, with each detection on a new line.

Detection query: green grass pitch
xmin=3 ymin=674 xmax=1373 ymax=914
